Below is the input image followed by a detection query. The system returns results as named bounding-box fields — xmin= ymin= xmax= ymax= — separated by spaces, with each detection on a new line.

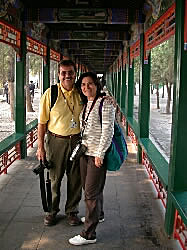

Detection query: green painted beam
xmin=120 ymin=66 xmax=127 ymax=110
xmin=127 ymin=48 xmax=134 ymax=118
xmin=137 ymin=33 xmax=151 ymax=163
xmin=138 ymin=33 xmax=150 ymax=138
xmin=15 ymin=30 xmax=27 ymax=158
xmin=43 ymin=45 xmax=50 ymax=93
xmin=114 ymin=73 xmax=116 ymax=97
xmin=117 ymin=69 xmax=121 ymax=105
xmin=112 ymin=72 xmax=115 ymax=96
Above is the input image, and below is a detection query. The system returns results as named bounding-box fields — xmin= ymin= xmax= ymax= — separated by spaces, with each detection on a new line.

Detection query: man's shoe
xmin=81 ymin=216 xmax=105 ymax=223
xmin=69 ymin=235 xmax=96 ymax=246
xmin=44 ymin=214 xmax=56 ymax=226
xmin=67 ymin=213 xmax=81 ymax=226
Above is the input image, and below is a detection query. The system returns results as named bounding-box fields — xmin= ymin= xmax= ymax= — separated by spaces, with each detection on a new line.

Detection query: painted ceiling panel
xmin=2 ymin=0 xmax=169 ymax=73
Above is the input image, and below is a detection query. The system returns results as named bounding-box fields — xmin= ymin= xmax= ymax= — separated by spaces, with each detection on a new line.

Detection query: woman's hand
xmin=95 ymin=157 xmax=103 ymax=168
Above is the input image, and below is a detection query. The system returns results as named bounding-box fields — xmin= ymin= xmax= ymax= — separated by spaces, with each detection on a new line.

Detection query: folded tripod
xmin=33 ymin=160 xmax=52 ymax=212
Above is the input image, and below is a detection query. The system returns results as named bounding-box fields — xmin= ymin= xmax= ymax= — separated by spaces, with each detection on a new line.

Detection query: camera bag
xmin=99 ymin=98 xmax=128 ymax=171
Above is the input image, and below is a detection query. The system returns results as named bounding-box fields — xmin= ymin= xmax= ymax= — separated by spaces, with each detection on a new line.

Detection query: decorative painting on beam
xmin=123 ymin=50 xmax=128 ymax=68
xmin=118 ymin=52 xmax=122 ymax=70
xmin=120 ymin=53 xmax=123 ymax=70
xmin=114 ymin=60 xmax=118 ymax=73
xmin=27 ymin=36 xmax=47 ymax=57
xmin=145 ymin=0 xmax=163 ymax=20
xmin=109 ymin=65 xmax=113 ymax=73
xmin=0 ymin=19 xmax=20 ymax=48
xmin=130 ymin=39 xmax=140 ymax=67
xmin=144 ymin=3 xmax=175 ymax=62
xmin=50 ymin=49 xmax=60 ymax=62
xmin=109 ymin=8 xmax=145 ymax=24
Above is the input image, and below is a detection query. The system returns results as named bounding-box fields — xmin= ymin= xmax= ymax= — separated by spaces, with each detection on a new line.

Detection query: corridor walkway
xmin=0 ymin=136 xmax=180 ymax=250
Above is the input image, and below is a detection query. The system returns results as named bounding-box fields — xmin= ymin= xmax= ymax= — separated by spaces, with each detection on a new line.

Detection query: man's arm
xmin=36 ymin=123 xmax=47 ymax=161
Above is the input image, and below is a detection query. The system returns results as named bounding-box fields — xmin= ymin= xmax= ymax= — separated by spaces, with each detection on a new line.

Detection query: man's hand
xmin=36 ymin=147 xmax=46 ymax=162
xmin=95 ymin=157 xmax=103 ymax=168
xmin=36 ymin=123 xmax=47 ymax=162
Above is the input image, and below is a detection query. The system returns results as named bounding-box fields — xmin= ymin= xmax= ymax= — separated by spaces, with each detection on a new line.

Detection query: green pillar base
xmin=164 ymin=192 xmax=175 ymax=237
xmin=137 ymin=144 xmax=142 ymax=163
xmin=126 ymin=122 xmax=128 ymax=137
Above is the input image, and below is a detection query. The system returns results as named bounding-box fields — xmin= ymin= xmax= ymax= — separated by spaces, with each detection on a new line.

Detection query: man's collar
xmin=59 ymin=83 xmax=74 ymax=94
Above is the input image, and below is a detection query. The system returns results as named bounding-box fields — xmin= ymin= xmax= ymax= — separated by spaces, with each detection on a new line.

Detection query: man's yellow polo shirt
xmin=38 ymin=83 xmax=83 ymax=136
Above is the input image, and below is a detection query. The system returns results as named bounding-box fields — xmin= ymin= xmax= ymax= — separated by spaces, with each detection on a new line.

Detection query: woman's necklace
xmin=81 ymin=97 xmax=97 ymax=137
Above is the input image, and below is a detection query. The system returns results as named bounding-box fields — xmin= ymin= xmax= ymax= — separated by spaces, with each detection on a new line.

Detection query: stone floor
xmin=0 ymin=137 xmax=180 ymax=250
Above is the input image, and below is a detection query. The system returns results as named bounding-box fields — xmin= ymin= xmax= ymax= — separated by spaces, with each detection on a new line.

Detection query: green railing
xmin=0 ymin=119 xmax=38 ymax=175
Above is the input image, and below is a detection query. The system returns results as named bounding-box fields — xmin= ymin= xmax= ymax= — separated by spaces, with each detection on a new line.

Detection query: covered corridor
xmin=1 ymin=1 xmax=187 ymax=249
xmin=0 ymin=126 xmax=179 ymax=250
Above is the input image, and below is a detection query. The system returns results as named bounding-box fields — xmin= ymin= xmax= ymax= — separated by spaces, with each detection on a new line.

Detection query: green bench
xmin=0 ymin=133 xmax=24 ymax=156
xmin=170 ymin=191 xmax=187 ymax=226
xmin=139 ymin=138 xmax=169 ymax=190
xmin=117 ymin=112 xmax=168 ymax=191
xmin=26 ymin=119 xmax=38 ymax=134
xmin=126 ymin=116 xmax=139 ymax=138
xmin=0 ymin=119 xmax=38 ymax=156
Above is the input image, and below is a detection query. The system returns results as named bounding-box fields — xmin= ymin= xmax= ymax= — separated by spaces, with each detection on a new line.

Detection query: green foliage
xmin=0 ymin=44 xmax=56 ymax=89
xmin=134 ymin=56 xmax=140 ymax=84
xmin=0 ymin=43 xmax=14 ymax=87
xmin=28 ymin=53 xmax=42 ymax=76
xmin=151 ymin=37 xmax=174 ymax=86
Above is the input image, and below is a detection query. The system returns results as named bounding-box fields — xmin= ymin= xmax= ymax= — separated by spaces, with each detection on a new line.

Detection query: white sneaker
xmin=69 ymin=235 xmax=97 ymax=246
xmin=99 ymin=217 xmax=105 ymax=223
xmin=81 ymin=216 xmax=105 ymax=223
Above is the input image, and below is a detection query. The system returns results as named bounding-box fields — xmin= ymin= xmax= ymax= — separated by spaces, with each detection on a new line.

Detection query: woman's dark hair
xmin=75 ymin=72 xmax=106 ymax=104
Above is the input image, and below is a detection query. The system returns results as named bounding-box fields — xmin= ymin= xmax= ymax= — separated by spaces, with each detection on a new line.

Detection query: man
xmin=4 ymin=82 xmax=9 ymax=104
xmin=36 ymin=59 xmax=83 ymax=226
xmin=29 ymin=81 xmax=35 ymax=103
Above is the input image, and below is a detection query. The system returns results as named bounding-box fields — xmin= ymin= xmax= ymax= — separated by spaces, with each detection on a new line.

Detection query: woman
xmin=69 ymin=72 xmax=116 ymax=246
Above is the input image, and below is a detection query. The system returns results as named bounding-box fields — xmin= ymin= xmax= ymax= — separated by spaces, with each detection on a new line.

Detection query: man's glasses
xmin=60 ymin=70 xmax=75 ymax=76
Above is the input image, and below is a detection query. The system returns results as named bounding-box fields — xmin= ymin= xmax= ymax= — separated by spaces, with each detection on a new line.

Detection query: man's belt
xmin=48 ymin=131 xmax=80 ymax=139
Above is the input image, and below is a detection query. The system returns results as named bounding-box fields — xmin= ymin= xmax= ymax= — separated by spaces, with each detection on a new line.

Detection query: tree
xmin=134 ymin=56 xmax=140 ymax=96
xmin=50 ymin=60 xmax=58 ymax=85
xmin=7 ymin=48 xmax=15 ymax=120
xmin=151 ymin=37 xmax=174 ymax=113
xmin=0 ymin=43 xmax=11 ymax=88
xmin=156 ymin=84 xmax=160 ymax=109
xmin=26 ymin=55 xmax=34 ymax=112
xmin=29 ymin=52 xmax=42 ymax=88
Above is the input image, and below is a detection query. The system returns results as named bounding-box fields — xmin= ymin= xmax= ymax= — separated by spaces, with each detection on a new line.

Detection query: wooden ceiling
xmin=20 ymin=0 xmax=147 ymax=73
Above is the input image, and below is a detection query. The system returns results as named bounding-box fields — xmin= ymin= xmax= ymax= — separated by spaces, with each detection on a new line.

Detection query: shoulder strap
xmin=50 ymin=84 xmax=58 ymax=110
xmin=99 ymin=98 xmax=105 ymax=126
